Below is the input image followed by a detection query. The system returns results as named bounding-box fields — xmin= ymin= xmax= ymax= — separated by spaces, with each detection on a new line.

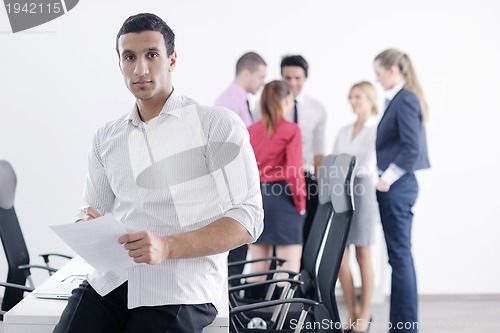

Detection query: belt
xmin=304 ymin=171 xmax=316 ymax=180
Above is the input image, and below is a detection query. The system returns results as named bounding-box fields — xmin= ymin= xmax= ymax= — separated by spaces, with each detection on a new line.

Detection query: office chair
xmin=229 ymin=154 xmax=356 ymax=332
xmin=228 ymin=154 xmax=338 ymax=303
xmin=0 ymin=160 xmax=71 ymax=313
xmin=0 ymin=282 xmax=33 ymax=321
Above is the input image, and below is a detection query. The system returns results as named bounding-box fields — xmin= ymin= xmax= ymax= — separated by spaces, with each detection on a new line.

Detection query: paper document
xmin=50 ymin=214 xmax=136 ymax=273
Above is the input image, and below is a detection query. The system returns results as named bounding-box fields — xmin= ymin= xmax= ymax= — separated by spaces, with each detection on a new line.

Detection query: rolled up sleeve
xmin=205 ymin=108 xmax=264 ymax=242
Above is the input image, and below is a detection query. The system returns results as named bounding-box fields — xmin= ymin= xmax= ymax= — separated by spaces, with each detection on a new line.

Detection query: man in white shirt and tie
xmin=280 ymin=55 xmax=327 ymax=247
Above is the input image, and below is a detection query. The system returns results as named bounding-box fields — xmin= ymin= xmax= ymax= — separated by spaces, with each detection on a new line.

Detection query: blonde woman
xmin=374 ymin=48 xmax=430 ymax=333
xmin=333 ymin=81 xmax=378 ymax=333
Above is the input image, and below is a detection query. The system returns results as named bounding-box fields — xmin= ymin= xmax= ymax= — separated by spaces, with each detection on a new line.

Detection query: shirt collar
xmin=294 ymin=91 xmax=305 ymax=103
xmin=127 ymin=88 xmax=184 ymax=127
xmin=385 ymin=80 xmax=406 ymax=101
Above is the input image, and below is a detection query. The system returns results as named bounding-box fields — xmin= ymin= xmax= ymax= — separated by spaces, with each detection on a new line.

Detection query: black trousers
xmin=227 ymin=244 xmax=248 ymax=279
xmin=300 ymin=173 xmax=319 ymax=270
xmin=52 ymin=281 xmax=217 ymax=333
xmin=302 ymin=172 xmax=319 ymax=245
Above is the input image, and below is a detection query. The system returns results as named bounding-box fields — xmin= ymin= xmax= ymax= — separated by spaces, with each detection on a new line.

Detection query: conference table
xmin=3 ymin=257 xmax=229 ymax=333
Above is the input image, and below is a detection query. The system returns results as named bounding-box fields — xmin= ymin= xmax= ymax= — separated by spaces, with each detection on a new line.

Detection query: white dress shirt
xmin=77 ymin=90 xmax=264 ymax=310
xmin=332 ymin=118 xmax=377 ymax=181
xmin=289 ymin=93 xmax=327 ymax=173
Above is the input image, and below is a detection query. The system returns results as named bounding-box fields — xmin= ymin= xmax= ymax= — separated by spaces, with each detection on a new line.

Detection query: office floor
xmin=2 ymin=295 xmax=499 ymax=332
xmin=337 ymin=295 xmax=500 ymax=332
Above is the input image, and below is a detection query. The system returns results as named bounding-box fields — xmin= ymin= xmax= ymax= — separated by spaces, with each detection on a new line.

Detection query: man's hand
xmin=118 ymin=231 xmax=168 ymax=265
xmin=82 ymin=207 xmax=102 ymax=221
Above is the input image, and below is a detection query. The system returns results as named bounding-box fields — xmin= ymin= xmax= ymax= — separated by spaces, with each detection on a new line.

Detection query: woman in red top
xmin=248 ymin=80 xmax=306 ymax=280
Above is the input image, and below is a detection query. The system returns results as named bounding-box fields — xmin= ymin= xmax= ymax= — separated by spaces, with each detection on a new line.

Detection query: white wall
xmin=1 ymin=0 xmax=499 ymax=294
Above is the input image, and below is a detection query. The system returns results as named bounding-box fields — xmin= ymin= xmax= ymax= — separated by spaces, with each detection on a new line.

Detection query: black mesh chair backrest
xmin=298 ymin=155 xmax=336 ymax=297
xmin=0 ymin=160 xmax=31 ymax=312
xmin=228 ymin=154 xmax=356 ymax=332
xmin=315 ymin=154 xmax=355 ymax=329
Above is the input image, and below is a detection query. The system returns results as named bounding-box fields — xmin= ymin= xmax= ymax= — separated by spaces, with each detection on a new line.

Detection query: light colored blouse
xmin=332 ymin=119 xmax=377 ymax=180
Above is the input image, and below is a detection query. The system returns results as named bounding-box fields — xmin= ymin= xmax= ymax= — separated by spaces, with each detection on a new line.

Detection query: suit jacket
xmin=376 ymin=88 xmax=430 ymax=173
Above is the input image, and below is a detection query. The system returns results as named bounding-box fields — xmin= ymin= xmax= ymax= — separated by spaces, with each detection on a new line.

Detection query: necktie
xmin=384 ymin=98 xmax=391 ymax=111
xmin=293 ymin=99 xmax=298 ymax=123
xmin=246 ymin=99 xmax=253 ymax=122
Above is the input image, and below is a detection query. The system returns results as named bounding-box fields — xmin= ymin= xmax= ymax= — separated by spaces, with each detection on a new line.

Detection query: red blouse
xmin=248 ymin=119 xmax=306 ymax=214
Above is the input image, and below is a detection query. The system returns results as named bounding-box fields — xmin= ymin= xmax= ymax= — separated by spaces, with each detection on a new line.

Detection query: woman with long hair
xmin=247 ymin=80 xmax=306 ymax=285
xmin=374 ymin=48 xmax=430 ymax=333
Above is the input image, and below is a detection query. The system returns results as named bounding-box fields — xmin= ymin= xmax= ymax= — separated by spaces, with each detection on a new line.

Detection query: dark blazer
xmin=376 ymin=88 xmax=430 ymax=172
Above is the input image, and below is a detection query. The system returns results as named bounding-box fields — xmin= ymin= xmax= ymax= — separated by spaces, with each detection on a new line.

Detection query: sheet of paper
xmin=50 ymin=214 xmax=136 ymax=273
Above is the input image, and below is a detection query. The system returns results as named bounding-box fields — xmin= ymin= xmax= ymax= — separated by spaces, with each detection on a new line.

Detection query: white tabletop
xmin=3 ymin=257 xmax=228 ymax=333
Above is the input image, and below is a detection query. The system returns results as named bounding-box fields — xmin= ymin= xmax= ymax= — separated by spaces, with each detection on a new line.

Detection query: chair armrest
xmin=18 ymin=264 xmax=58 ymax=273
xmin=229 ymin=278 xmax=302 ymax=308
xmin=228 ymin=269 xmax=300 ymax=282
xmin=39 ymin=253 xmax=72 ymax=264
xmin=229 ymin=278 xmax=303 ymax=293
xmin=228 ymin=257 xmax=286 ymax=269
xmin=0 ymin=282 xmax=34 ymax=292
xmin=230 ymin=297 xmax=319 ymax=315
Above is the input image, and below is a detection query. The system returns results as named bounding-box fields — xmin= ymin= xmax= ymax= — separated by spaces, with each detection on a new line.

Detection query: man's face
xmin=118 ymin=31 xmax=176 ymax=101
xmin=246 ymin=64 xmax=267 ymax=94
xmin=281 ymin=66 xmax=306 ymax=97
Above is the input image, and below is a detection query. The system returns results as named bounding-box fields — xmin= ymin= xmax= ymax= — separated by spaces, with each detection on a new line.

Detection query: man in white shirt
xmin=53 ymin=13 xmax=263 ymax=333
xmin=280 ymin=55 xmax=327 ymax=246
